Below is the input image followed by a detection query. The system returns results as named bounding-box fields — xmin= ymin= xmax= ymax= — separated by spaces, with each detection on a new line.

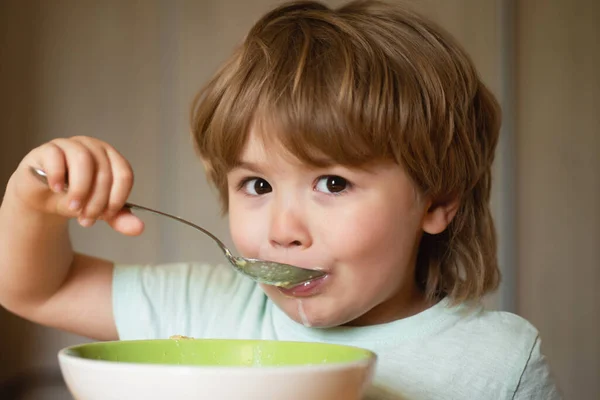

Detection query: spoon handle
xmin=28 ymin=166 xmax=230 ymax=255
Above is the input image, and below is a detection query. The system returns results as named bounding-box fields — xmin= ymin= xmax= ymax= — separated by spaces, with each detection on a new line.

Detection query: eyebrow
xmin=232 ymin=161 xmax=265 ymax=174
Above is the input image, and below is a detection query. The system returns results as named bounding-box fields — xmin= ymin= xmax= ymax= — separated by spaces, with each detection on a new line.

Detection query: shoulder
xmin=462 ymin=307 xmax=539 ymax=345
xmin=446 ymin=305 xmax=561 ymax=398
xmin=112 ymin=261 xmax=266 ymax=339
xmin=450 ymin=306 xmax=540 ymax=364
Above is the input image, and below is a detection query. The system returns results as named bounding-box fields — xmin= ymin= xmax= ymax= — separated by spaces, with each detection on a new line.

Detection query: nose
xmin=268 ymin=202 xmax=312 ymax=249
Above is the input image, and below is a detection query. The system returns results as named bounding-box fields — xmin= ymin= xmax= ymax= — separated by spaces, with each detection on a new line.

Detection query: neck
xmin=345 ymin=278 xmax=434 ymax=327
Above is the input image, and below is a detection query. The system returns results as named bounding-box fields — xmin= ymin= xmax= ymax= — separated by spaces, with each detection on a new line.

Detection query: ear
xmin=422 ymin=196 xmax=461 ymax=235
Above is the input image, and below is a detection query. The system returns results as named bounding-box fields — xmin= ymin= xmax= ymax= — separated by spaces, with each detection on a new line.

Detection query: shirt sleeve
xmin=512 ymin=336 xmax=563 ymax=400
xmin=112 ymin=262 xmax=266 ymax=340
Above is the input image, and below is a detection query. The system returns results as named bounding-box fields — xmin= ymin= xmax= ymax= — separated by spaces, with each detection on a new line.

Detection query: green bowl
xmin=58 ymin=338 xmax=377 ymax=400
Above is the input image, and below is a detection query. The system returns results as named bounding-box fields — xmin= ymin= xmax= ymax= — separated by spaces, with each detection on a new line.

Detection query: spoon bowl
xmin=30 ymin=167 xmax=326 ymax=288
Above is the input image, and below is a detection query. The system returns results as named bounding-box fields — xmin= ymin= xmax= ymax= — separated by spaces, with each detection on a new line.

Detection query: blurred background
xmin=0 ymin=0 xmax=598 ymax=399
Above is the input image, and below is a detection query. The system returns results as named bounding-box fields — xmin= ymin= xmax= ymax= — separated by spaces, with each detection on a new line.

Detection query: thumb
xmin=105 ymin=209 xmax=145 ymax=236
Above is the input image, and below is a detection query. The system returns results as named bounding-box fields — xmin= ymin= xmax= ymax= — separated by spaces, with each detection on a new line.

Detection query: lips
xmin=277 ymin=275 xmax=328 ymax=297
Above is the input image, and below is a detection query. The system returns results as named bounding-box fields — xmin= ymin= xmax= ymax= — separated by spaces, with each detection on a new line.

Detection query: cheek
xmin=228 ymin=200 xmax=265 ymax=257
xmin=319 ymin=199 xmax=421 ymax=272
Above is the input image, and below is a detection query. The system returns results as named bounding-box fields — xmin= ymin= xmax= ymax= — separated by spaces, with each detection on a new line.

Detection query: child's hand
xmin=12 ymin=136 xmax=144 ymax=236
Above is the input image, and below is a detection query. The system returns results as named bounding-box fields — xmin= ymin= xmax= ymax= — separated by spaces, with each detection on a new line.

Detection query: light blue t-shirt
xmin=113 ymin=262 xmax=562 ymax=400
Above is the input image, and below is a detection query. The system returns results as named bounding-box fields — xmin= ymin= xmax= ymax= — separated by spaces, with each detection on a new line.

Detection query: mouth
xmin=276 ymin=274 xmax=329 ymax=298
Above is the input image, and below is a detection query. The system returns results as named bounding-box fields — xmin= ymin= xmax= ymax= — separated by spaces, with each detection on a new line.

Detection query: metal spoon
xmin=29 ymin=167 xmax=326 ymax=289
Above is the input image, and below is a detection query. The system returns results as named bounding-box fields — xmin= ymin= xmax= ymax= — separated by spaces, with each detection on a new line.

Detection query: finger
xmin=105 ymin=209 xmax=145 ymax=236
xmin=37 ymin=142 xmax=67 ymax=193
xmin=51 ymin=138 xmax=96 ymax=215
xmin=103 ymin=144 xmax=134 ymax=219
xmin=71 ymin=137 xmax=113 ymax=225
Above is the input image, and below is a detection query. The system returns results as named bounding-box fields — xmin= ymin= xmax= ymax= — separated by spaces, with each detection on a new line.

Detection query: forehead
xmin=235 ymin=122 xmax=401 ymax=181
xmin=236 ymin=121 xmax=333 ymax=168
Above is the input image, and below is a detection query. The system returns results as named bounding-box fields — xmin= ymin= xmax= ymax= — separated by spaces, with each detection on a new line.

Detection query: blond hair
xmin=191 ymin=0 xmax=501 ymax=303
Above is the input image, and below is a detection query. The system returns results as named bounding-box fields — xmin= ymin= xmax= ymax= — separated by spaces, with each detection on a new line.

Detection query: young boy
xmin=0 ymin=1 xmax=560 ymax=398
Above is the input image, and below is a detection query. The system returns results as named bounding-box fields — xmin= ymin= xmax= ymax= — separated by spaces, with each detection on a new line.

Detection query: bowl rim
xmin=58 ymin=338 xmax=377 ymax=374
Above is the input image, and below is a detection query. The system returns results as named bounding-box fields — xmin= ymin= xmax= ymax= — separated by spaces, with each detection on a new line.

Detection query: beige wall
xmin=516 ymin=0 xmax=600 ymax=397
xmin=0 ymin=0 xmax=597 ymax=399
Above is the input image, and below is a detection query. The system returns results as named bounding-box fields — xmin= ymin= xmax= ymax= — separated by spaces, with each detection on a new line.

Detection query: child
xmin=0 ymin=1 xmax=560 ymax=398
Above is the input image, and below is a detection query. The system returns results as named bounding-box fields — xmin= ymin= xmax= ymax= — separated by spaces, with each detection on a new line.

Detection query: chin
xmin=287 ymin=304 xmax=349 ymax=328
xmin=263 ymin=285 xmax=358 ymax=328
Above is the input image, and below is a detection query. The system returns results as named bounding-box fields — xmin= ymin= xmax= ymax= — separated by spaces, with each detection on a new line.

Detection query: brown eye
xmin=315 ymin=176 xmax=349 ymax=194
xmin=243 ymin=178 xmax=272 ymax=195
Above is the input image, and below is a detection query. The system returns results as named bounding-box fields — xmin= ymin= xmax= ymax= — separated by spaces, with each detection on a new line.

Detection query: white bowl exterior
xmin=59 ymin=352 xmax=376 ymax=400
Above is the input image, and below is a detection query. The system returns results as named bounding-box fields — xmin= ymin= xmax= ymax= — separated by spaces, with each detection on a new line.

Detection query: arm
xmin=0 ymin=137 xmax=143 ymax=341
xmin=512 ymin=336 xmax=563 ymax=400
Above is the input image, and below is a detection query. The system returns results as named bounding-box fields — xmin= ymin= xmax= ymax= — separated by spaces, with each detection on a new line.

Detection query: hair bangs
xmin=193 ymin=6 xmax=400 ymax=183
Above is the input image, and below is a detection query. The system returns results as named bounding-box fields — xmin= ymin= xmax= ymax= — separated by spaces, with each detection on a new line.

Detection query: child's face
xmin=226 ymin=127 xmax=431 ymax=328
